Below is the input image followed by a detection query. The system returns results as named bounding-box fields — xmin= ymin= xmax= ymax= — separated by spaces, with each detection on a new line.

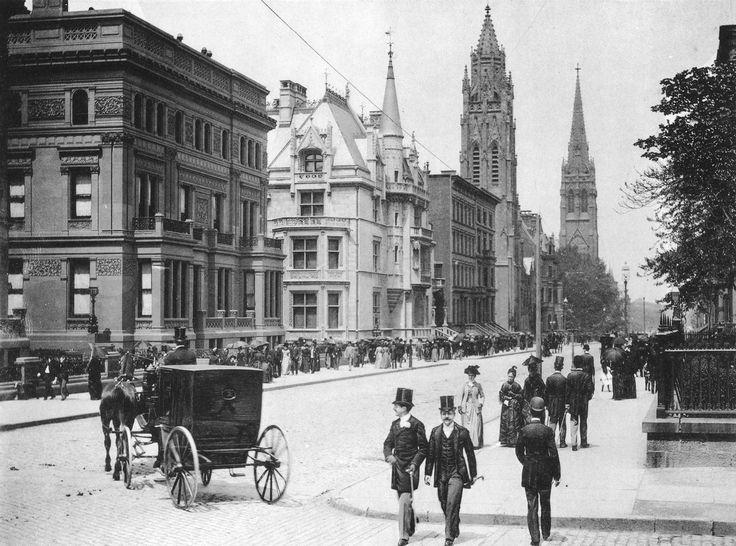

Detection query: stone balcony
xmin=133 ymin=214 xmax=191 ymax=240
xmin=240 ymin=235 xmax=284 ymax=256
xmin=271 ymin=216 xmax=351 ymax=231
xmin=410 ymin=226 xmax=434 ymax=242
xmin=386 ymin=182 xmax=429 ymax=201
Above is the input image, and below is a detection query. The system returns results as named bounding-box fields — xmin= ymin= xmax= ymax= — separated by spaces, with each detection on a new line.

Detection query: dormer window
xmin=303 ymin=150 xmax=323 ymax=173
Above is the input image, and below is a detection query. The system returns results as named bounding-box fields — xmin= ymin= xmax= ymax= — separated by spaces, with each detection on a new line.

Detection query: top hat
xmin=529 ymin=396 xmax=545 ymax=413
xmin=554 ymin=356 xmax=565 ymax=370
xmin=463 ymin=365 xmax=480 ymax=376
xmin=583 ymin=343 xmax=590 ymax=351
xmin=393 ymin=388 xmax=414 ymax=408
xmin=174 ymin=327 xmax=188 ymax=344
xmin=439 ymin=395 xmax=455 ymax=411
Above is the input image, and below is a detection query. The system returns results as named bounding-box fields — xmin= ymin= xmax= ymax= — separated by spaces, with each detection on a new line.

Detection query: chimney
xmin=717 ymin=25 xmax=736 ymax=64
xmin=279 ymin=80 xmax=307 ymax=125
xmin=31 ymin=0 xmax=67 ymax=17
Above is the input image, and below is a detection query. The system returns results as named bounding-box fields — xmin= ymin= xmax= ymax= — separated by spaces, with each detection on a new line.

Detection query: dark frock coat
xmin=383 ymin=415 xmax=428 ymax=492
xmin=163 ymin=345 xmax=197 ymax=366
xmin=545 ymin=372 xmax=567 ymax=421
xmin=515 ymin=421 xmax=561 ymax=490
xmin=565 ymin=369 xmax=594 ymax=416
xmin=425 ymin=423 xmax=477 ymax=488
xmin=579 ymin=353 xmax=596 ymax=379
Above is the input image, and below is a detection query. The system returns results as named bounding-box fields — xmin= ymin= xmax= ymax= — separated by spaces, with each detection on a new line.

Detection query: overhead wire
xmin=259 ymin=0 xmax=455 ymax=171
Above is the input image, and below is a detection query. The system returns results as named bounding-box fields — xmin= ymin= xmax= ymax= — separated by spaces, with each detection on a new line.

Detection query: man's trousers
xmin=524 ymin=487 xmax=551 ymax=545
xmin=437 ymin=476 xmax=464 ymax=539
xmin=396 ymin=492 xmax=414 ymax=539
xmin=569 ymin=404 xmax=589 ymax=447
xmin=548 ymin=412 xmax=567 ymax=445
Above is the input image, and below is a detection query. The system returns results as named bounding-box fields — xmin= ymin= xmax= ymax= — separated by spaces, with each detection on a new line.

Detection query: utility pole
xmin=643 ymin=296 xmax=646 ymax=333
xmin=535 ymin=213 xmax=542 ymax=360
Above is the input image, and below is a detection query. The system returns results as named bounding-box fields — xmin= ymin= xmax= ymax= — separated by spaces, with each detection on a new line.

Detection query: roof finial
xmin=575 ymin=63 xmax=581 ymax=75
xmin=324 ymin=68 xmax=329 ymax=90
xmin=385 ymin=28 xmax=394 ymax=60
xmin=485 ymin=4 xmax=491 ymax=17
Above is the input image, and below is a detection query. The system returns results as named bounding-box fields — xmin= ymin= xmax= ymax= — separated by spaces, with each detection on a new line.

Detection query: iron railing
xmin=133 ymin=217 xmax=156 ymax=230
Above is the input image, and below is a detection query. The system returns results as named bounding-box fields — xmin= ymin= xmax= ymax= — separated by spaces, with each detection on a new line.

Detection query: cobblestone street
xmin=2 ymin=348 xmax=734 ymax=544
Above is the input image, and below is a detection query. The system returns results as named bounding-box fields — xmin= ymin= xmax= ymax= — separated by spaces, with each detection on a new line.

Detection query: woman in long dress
xmin=459 ymin=364 xmax=485 ymax=449
xmin=499 ymin=366 xmax=524 ymax=446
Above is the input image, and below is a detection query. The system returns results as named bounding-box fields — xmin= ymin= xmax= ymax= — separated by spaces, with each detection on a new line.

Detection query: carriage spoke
xmin=182 ymin=472 xmax=194 ymax=499
xmin=274 ymin=467 xmax=286 ymax=483
xmin=268 ymin=470 xmax=274 ymax=500
xmin=255 ymin=468 xmax=268 ymax=487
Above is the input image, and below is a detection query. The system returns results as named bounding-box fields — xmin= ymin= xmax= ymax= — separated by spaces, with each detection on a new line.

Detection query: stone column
xmin=254 ymin=270 xmax=265 ymax=327
xmin=151 ymin=260 xmax=166 ymax=329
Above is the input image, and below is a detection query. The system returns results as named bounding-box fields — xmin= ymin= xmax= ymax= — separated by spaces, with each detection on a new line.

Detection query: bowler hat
xmin=554 ymin=356 xmax=564 ymax=370
xmin=439 ymin=395 xmax=455 ymax=411
xmin=530 ymin=396 xmax=545 ymax=413
xmin=463 ymin=365 xmax=480 ymax=376
xmin=393 ymin=387 xmax=414 ymax=409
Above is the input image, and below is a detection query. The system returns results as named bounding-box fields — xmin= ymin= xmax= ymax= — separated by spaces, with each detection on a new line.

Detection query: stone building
xmin=5 ymin=0 xmax=284 ymax=351
xmin=266 ymin=51 xmax=435 ymax=340
xmin=427 ymin=171 xmax=502 ymax=333
xmin=458 ymin=6 xmax=524 ymax=332
xmin=559 ymin=69 xmax=599 ymax=259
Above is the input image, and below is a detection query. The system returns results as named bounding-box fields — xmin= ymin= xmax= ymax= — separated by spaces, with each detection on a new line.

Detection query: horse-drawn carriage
xmin=107 ymin=364 xmax=290 ymax=509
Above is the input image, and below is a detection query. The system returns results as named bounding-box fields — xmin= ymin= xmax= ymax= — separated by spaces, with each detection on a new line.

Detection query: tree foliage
xmin=623 ymin=61 xmax=736 ymax=310
xmin=557 ymin=247 xmax=624 ymax=335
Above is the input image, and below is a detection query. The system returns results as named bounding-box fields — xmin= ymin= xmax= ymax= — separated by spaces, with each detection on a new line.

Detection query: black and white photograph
xmin=1 ymin=0 xmax=735 ymax=544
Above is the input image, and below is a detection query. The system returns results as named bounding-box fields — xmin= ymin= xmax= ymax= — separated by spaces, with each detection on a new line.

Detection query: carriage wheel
xmin=201 ymin=468 xmax=212 ymax=486
xmin=119 ymin=425 xmax=133 ymax=489
xmin=164 ymin=426 xmax=200 ymax=509
xmin=253 ymin=425 xmax=290 ymax=504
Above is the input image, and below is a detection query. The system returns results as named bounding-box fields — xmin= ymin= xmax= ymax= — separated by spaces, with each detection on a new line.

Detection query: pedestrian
xmin=458 ymin=365 xmax=484 ymax=449
xmin=566 ymin=355 xmax=594 ymax=450
xmin=85 ymin=353 xmax=103 ymax=400
xmin=383 ymin=388 xmax=428 ymax=546
xmin=499 ymin=366 xmax=524 ymax=447
xmin=344 ymin=341 xmax=356 ymax=371
xmin=545 ymin=356 xmax=568 ymax=448
xmin=118 ymin=349 xmax=135 ymax=380
xmin=424 ymin=395 xmax=477 ymax=546
xmin=209 ymin=348 xmax=221 ymax=366
xmin=281 ymin=343 xmax=292 ymax=375
xmin=522 ymin=356 xmax=546 ymax=424
xmin=600 ymin=350 xmax=612 ymax=393
xmin=580 ymin=343 xmax=595 ymax=381
xmin=58 ymin=355 xmax=70 ymax=400
xmin=515 ymin=397 xmax=561 ymax=546
xmin=41 ymin=356 xmax=58 ymax=400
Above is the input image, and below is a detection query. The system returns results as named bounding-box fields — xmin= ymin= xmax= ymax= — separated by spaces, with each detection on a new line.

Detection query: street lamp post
xmin=622 ymin=263 xmax=630 ymax=334
xmin=88 ymin=286 xmax=99 ymax=335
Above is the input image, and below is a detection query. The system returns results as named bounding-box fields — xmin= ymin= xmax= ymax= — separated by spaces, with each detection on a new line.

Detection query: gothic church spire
xmin=477 ymin=4 xmax=501 ymax=56
xmin=566 ymin=66 xmax=590 ymax=170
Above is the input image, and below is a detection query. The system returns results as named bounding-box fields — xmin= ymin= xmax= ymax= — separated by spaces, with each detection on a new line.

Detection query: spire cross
xmin=485 ymin=4 xmax=491 ymax=17
xmin=575 ymin=63 xmax=581 ymax=75
xmin=324 ymin=69 xmax=329 ymax=88
xmin=385 ymin=28 xmax=393 ymax=59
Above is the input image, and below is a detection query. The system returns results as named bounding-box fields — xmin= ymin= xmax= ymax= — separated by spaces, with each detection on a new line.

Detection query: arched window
xmin=145 ymin=98 xmax=154 ymax=132
xmin=580 ymin=189 xmax=588 ymax=212
xmin=204 ymin=123 xmax=211 ymax=153
xmin=567 ymin=189 xmax=575 ymax=212
xmin=72 ymin=89 xmax=88 ymax=125
xmin=491 ymin=142 xmax=499 ymax=185
xmin=239 ymin=137 xmax=246 ymax=165
xmin=221 ymin=129 xmax=230 ymax=159
xmin=194 ymin=119 xmax=202 ymax=150
xmin=133 ymin=94 xmax=142 ymax=128
xmin=247 ymin=140 xmax=254 ymax=167
xmin=254 ymin=142 xmax=261 ymax=170
xmin=471 ymin=145 xmax=480 ymax=184
xmin=174 ymin=111 xmax=183 ymax=144
xmin=303 ymin=150 xmax=323 ymax=173
xmin=156 ymin=103 xmax=165 ymax=137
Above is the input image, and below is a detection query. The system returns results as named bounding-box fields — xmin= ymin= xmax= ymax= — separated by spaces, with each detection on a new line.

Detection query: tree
xmin=623 ymin=61 xmax=736 ymax=311
xmin=558 ymin=247 xmax=624 ymax=335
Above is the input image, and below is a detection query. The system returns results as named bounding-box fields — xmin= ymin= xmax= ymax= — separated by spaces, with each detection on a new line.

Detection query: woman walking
xmin=459 ymin=365 xmax=485 ymax=448
xmin=499 ymin=366 xmax=524 ymax=446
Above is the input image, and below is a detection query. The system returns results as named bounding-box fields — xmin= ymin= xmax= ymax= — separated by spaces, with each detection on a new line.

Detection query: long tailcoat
xmin=545 ymin=372 xmax=567 ymax=421
xmin=383 ymin=415 xmax=428 ymax=492
xmin=424 ymin=423 xmax=477 ymax=488
xmin=565 ymin=368 xmax=594 ymax=416
xmin=515 ymin=421 xmax=561 ymax=490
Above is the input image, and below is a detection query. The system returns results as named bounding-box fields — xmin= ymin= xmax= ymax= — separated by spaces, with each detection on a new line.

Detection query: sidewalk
xmin=328 ymin=377 xmax=736 ymax=536
xmin=0 ymin=348 xmax=530 ymax=431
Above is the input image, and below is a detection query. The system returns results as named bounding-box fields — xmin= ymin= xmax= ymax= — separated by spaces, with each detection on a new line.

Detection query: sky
xmin=63 ymin=0 xmax=736 ymax=302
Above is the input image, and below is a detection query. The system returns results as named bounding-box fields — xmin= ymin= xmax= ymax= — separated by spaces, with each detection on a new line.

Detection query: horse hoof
xmin=112 ymin=473 xmax=120 ymax=481
xmin=105 ymin=465 xmax=111 ymax=472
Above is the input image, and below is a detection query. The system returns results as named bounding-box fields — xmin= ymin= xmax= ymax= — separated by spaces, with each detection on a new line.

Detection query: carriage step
xmin=228 ymin=469 xmax=246 ymax=478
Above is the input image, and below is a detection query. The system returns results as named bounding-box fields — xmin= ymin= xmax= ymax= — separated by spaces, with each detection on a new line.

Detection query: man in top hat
xmin=424 ymin=395 xmax=478 ymax=546
xmin=163 ymin=328 xmax=197 ymax=366
xmin=546 ymin=356 xmax=568 ymax=448
xmin=383 ymin=388 xmax=428 ymax=546
xmin=566 ymin=355 xmax=595 ymax=450
xmin=516 ymin=397 xmax=561 ymax=546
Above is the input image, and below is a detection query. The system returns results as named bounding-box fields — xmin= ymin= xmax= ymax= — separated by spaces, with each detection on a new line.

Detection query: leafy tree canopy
xmin=623 ymin=61 xmax=736 ymax=310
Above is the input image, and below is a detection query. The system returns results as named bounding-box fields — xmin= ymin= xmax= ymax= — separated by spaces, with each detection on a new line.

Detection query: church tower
xmin=459 ymin=5 xmax=521 ymax=331
xmin=559 ymin=69 xmax=598 ymax=259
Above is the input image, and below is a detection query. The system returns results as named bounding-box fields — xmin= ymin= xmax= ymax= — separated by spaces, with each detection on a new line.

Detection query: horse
xmin=99 ymin=380 xmax=139 ymax=480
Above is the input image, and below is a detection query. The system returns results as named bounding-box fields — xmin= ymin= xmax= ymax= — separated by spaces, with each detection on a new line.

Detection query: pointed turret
xmin=380 ymin=49 xmax=403 ymax=139
xmin=566 ymin=68 xmax=590 ymax=165
xmin=477 ymin=4 xmax=500 ymax=56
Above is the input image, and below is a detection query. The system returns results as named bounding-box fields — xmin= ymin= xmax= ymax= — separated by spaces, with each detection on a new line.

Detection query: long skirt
xmin=461 ymin=409 xmax=484 ymax=448
xmin=612 ymin=372 xmax=637 ymax=400
xmin=499 ymin=400 xmax=523 ymax=446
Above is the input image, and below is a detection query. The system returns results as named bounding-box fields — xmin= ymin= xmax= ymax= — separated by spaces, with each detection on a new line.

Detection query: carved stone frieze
xmin=167 ymin=111 xmax=176 ymax=137
xmin=179 ymin=168 xmax=227 ymax=193
xmin=240 ymin=186 xmax=260 ymax=202
xmin=28 ymin=98 xmax=65 ymax=121
xmin=123 ymin=258 xmax=138 ymax=277
xmin=288 ymin=270 xmax=320 ymax=280
xmin=135 ymin=155 xmax=164 ymax=175
xmin=59 ymin=147 xmax=101 ymax=173
xmin=195 ymin=198 xmax=209 ymax=224
xmin=95 ymin=95 xmax=127 ymax=117
xmin=68 ymin=219 xmax=92 ymax=230
xmin=212 ymin=71 xmax=228 ymax=91
xmin=27 ymin=259 xmax=62 ymax=277
xmin=96 ymin=258 xmax=122 ymax=276
xmin=184 ymin=118 xmax=194 ymax=145
xmin=213 ymin=130 xmax=221 ymax=155
xmin=8 ymin=30 xmax=31 ymax=44
xmin=101 ymin=132 xmax=134 ymax=145
xmin=193 ymin=60 xmax=211 ymax=81
xmin=64 ymin=24 xmax=98 ymax=41
xmin=8 ymin=149 xmax=34 ymax=174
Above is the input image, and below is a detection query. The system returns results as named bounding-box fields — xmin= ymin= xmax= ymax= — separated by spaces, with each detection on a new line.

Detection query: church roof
xmin=379 ymin=52 xmax=403 ymax=139
xmin=564 ymin=69 xmax=593 ymax=173
xmin=476 ymin=5 xmax=501 ymax=56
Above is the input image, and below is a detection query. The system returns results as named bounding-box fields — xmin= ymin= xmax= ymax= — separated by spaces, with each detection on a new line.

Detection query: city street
xmin=2 ymin=345 xmax=735 ymax=545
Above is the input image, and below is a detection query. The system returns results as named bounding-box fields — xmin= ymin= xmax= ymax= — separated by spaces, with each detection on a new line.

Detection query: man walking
xmin=424 ymin=395 xmax=477 ymax=546
xmin=566 ymin=356 xmax=595 ymax=450
xmin=383 ymin=388 xmax=428 ymax=546
xmin=580 ymin=343 xmax=595 ymax=381
xmin=515 ymin=397 xmax=561 ymax=546
xmin=545 ymin=356 xmax=568 ymax=448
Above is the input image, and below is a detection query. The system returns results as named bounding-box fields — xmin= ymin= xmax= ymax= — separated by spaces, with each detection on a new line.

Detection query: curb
xmin=325 ymin=496 xmax=736 ymax=536
xmin=0 ymin=411 xmax=99 ymax=432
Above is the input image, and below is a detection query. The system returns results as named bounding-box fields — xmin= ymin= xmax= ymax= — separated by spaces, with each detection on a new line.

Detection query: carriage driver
xmin=163 ymin=328 xmax=197 ymax=366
